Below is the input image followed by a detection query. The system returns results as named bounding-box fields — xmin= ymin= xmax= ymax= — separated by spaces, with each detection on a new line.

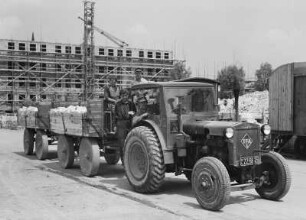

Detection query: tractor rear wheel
xmin=23 ymin=128 xmax=35 ymax=155
xmin=192 ymin=157 xmax=230 ymax=211
xmin=35 ymin=130 xmax=48 ymax=160
xmin=57 ymin=135 xmax=75 ymax=168
xmin=79 ymin=137 xmax=100 ymax=177
xmin=124 ymin=126 xmax=165 ymax=193
xmin=255 ymin=151 xmax=291 ymax=200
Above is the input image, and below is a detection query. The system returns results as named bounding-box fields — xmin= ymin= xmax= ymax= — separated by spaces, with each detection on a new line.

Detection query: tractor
xmin=123 ymin=79 xmax=291 ymax=211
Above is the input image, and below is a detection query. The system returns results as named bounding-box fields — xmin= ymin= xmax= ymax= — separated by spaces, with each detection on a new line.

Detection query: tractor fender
xmin=132 ymin=119 xmax=173 ymax=164
xmin=141 ymin=119 xmax=166 ymax=150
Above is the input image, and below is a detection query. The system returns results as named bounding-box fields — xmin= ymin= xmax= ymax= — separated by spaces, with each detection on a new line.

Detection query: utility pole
xmin=82 ymin=1 xmax=95 ymax=101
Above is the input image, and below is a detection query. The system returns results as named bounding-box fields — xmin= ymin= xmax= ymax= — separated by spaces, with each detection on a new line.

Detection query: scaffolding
xmin=0 ymin=39 xmax=175 ymax=112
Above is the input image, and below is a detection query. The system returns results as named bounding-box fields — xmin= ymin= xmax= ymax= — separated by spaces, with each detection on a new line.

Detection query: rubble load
xmin=218 ymin=90 xmax=269 ymax=123
xmin=18 ymin=106 xmax=38 ymax=128
xmin=0 ymin=114 xmax=18 ymax=129
xmin=50 ymin=105 xmax=88 ymax=136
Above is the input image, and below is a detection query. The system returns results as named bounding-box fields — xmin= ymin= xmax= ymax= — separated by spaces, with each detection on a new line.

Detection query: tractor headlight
xmin=261 ymin=124 xmax=271 ymax=136
xmin=224 ymin=127 xmax=234 ymax=139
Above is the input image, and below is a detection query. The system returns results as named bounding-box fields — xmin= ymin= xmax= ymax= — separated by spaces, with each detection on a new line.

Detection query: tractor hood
xmin=183 ymin=120 xmax=260 ymax=136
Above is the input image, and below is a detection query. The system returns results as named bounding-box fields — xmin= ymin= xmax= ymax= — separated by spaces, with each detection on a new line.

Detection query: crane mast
xmin=82 ymin=1 xmax=95 ymax=101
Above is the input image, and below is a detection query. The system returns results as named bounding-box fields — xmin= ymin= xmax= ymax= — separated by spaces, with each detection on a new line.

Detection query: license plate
xmin=240 ymin=156 xmax=254 ymax=166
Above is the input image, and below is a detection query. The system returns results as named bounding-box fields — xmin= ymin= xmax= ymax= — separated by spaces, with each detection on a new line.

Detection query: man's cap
xmin=135 ymin=68 xmax=143 ymax=74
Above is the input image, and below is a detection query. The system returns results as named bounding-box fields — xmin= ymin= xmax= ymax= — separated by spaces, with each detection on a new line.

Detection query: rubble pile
xmin=50 ymin=106 xmax=87 ymax=115
xmin=18 ymin=106 xmax=38 ymax=119
xmin=219 ymin=90 xmax=269 ymax=122
xmin=18 ymin=106 xmax=38 ymax=113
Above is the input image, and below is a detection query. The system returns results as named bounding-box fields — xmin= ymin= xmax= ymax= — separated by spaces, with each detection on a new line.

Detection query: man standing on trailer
xmin=104 ymin=75 xmax=120 ymax=104
xmin=131 ymin=68 xmax=148 ymax=86
xmin=114 ymin=89 xmax=136 ymax=164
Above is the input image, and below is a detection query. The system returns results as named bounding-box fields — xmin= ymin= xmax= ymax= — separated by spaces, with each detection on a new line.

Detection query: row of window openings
xmin=7 ymin=63 xmax=166 ymax=75
xmin=8 ymin=62 xmax=82 ymax=72
xmin=8 ymin=94 xmax=72 ymax=101
xmin=6 ymin=78 xmax=82 ymax=88
xmin=6 ymin=77 xmax=152 ymax=88
xmin=6 ymin=78 xmax=130 ymax=87
xmin=8 ymin=42 xmax=169 ymax=59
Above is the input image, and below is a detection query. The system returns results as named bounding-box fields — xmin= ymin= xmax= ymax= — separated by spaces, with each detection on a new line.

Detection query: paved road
xmin=0 ymin=129 xmax=305 ymax=220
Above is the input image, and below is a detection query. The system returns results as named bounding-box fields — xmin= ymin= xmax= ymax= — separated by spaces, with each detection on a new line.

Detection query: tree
xmin=169 ymin=61 xmax=192 ymax=80
xmin=254 ymin=62 xmax=272 ymax=91
xmin=217 ymin=65 xmax=245 ymax=121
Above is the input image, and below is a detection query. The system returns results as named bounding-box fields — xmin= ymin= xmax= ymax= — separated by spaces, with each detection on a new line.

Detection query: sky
xmin=1 ymin=0 xmax=306 ymax=79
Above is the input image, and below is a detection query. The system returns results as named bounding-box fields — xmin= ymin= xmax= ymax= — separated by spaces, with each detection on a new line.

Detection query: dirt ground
xmin=1 ymin=129 xmax=305 ymax=220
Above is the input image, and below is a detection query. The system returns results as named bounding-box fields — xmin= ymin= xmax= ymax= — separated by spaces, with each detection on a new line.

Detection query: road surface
xmin=0 ymin=129 xmax=305 ymax=220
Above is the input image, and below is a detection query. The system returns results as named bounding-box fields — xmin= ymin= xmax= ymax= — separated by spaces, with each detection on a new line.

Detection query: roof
xmin=131 ymin=81 xmax=214 ymax=90
xmin=174 ymin=77 xmax=220 ymax=85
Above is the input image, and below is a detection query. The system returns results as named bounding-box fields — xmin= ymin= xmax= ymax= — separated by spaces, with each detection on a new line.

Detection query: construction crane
xmin=78 ymin=16 xmax=128 ymax=48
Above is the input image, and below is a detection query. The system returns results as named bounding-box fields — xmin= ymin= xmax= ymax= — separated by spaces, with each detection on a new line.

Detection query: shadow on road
xmin=15 ymin=150 xmax=271 ymax=209
xmin=14 ymin=150 xmax=58 ymax=160
xmin=227 ymin=193 xmax=258 ymax=205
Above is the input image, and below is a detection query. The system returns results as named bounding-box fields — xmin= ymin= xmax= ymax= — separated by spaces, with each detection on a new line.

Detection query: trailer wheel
xmin=35 ymin=130 xmax=49 ymax=160
xmin=124 ymin=126 xmax=165 ymax=193
xmin=255 ymin=151 xmax=291 ymax=200
xmin=79 ymin=138 xmax=100 ymax=177
xmin=57 ymin=135 xmax=75 ymax=168
xmin=294 ymin=137 xmax=306 ymax=158
xmin=192 ymin=157 xmax=230 ymax=211
xmin=104 ymin=149 xmax=120 ymax=165
xmin=23 ymin=128 xmax=35 ymax=155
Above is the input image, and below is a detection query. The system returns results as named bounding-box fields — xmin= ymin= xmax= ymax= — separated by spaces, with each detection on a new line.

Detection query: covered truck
xmin=269 ymin=62 xmax=306 ymax=157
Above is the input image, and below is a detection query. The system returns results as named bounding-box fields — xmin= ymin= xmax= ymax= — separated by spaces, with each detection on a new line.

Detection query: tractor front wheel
xmin=192 ymin=157 xmax=230 ymax=211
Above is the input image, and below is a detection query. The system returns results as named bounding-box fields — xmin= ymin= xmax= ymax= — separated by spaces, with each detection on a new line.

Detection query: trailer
xmin=269 ymin=62 xmax=306 ymax=157
xmin=50 ymin=99 xmax=120 ymax=177
xmin=18 ymin=102 xmax=56 ymax=160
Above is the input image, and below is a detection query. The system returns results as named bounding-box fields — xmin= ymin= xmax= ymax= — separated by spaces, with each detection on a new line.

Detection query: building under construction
xmin=0 ymin=38 xmax=174 ymax=112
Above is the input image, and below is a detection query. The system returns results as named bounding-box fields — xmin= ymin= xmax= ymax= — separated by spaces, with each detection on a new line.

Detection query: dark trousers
xmin=116 ymin=120 xmax=131 ymax=160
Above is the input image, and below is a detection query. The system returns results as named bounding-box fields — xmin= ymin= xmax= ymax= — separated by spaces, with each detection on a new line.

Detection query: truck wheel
xmin=124 ymin=126 xmax=165 ymax=193
xmin=192 ymin=157 xmax=230 ymax=211
xmin=35 ymin=130 xmax=48 ymax=160
xmin=79 ymin=138 xmax=100 ymax=177
xmin=104 ymin=149 xmax=120 ymax=165
xmin=57 ymin=135 xmax=75 ymax=168
xmin=23 ymin=128 xmax=35 ymax=155
xmin=184 ymin=171 xmax=192 ymax=181
xmin=294 ymin=137 xmax=306 ymax=158
xmin=255 ymin=151 xmax=291 ymax=200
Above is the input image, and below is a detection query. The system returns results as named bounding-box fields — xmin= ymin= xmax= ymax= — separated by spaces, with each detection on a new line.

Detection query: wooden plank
xmin=269 ymin=65 xmax=279 ymax=131
xmin=63 ymin=112 xmax=84 ymax=136
xmin=50 ymin=112 xmax=65 ymax=134
xmin=293 ymin=62 xmax=306 ymax=135
xmin=269 ymin=63 xmax=293 ymax=132
xmin=37 ymin=103 xmax=51 ymax=130
xmin=86 ymin=100 xmax=104 ymax=137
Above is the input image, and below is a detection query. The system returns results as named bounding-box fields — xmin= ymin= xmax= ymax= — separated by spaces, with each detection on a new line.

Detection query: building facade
xmin=0 ymin=39 xmax=174 ymax=112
